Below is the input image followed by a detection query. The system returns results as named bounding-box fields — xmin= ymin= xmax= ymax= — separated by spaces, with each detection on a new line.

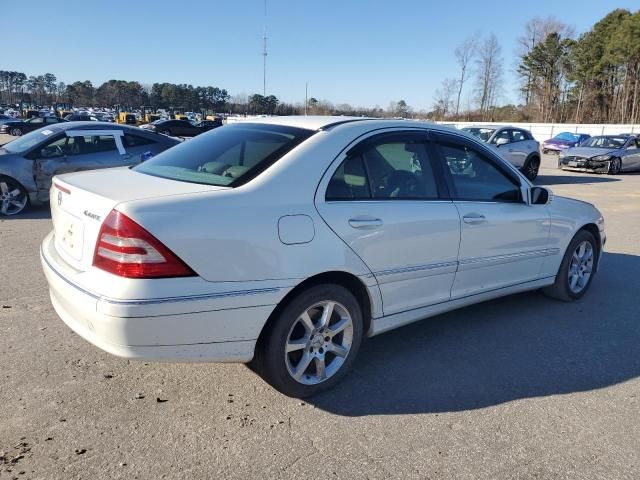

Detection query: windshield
xmin=134 ymin=123 xmax=314 ymax=187
xmin=462 ymin=127 xmax=496 ymax=142
xmin=2 ymin=128 xmax=58 ymax=154
xmin=580 ymin=136 xmax=626 ymax=149
xmin=554 ymin=132 xmax=579 ymax=142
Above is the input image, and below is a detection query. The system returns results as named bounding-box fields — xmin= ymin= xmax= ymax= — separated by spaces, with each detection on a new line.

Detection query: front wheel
xmin=607 ymin=157 xmax=622 ymax=175
xmin=542 ymin=229 xmax=597 ymax=301
xmin=523 ymin=156 xmax=540 ymax=181
xmin=0 ymin=177 xmax=29 ymax=216
xmin=10 ymin=127 xmax=22 ymax=136
xmin=254 ymin=284 xmax=364 ymax=397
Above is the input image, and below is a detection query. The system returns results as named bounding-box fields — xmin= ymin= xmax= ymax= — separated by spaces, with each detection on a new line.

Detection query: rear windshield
xmin=134 ymin=123 xmax=314 ymax=187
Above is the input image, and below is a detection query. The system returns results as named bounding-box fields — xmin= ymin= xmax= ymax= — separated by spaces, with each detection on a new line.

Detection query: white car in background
xmin=461 ymin=125 xmax=541 ymax=181
xmin=41 ymin=117 xmax=605 ymax=397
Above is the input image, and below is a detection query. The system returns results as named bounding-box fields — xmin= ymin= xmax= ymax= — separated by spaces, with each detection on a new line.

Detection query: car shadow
xmin=0 ymin=205 xmax=51 ymax=221
xmin=535 ymin=174 xmax=620 ymax=185
xmin=308 ymin=252 xmax=640 ymax=416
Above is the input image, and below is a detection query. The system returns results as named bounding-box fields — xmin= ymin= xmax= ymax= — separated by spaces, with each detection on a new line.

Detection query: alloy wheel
xmin=284 ymin=300 xmax=354 ymax=385
xmin=0 ymin=180 xmax=28 ymax=215
xmin=525 ymin=158 xmax=539 ymax=180
xmin=10 ymin=128 xmax=21 ymax=136
xmin=568 ymin=240 xmax=594 ymax=294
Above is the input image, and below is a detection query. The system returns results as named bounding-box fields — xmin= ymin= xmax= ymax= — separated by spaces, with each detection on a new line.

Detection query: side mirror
xmin=531 ymin=186 xmax=550 ymax=205
xmin=495 ymin=137 xmax=509 ymax=147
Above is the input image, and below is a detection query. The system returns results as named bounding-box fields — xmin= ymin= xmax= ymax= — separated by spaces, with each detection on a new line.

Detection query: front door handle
xmin=121 ymin=153 xmax=132 ymax=160
xmin=348 ymin=217 xmax=383 ymax=229
xmin=462 ymin=213 xmax=486 ymax=224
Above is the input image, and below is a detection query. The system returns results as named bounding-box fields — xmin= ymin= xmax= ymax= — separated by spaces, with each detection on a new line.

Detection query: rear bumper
xmin=40 ymin=232 xmax=282 ymax=362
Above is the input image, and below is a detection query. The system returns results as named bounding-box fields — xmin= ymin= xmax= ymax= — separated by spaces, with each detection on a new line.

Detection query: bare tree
xmin=454 ymin=35 xmax=477 ymax=117
xmin=432 ymin=78 xmax=458 ymax=120
xmin=475 ymin=34 xmax=503 ymax=121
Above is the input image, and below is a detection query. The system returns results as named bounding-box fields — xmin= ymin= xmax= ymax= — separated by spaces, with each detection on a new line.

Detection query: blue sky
xmin=3 ymin=0 xmax=637 ymax=110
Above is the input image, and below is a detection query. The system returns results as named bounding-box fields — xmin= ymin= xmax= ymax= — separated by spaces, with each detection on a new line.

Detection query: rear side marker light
xmin=54 ymin=183 xmax=71 ymax=195
xmin=93 ymin=210 xmax=195 ymax=278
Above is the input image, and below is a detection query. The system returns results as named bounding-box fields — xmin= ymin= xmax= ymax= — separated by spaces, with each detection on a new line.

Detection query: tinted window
xmin=29 ymin=118 xmax=44 ymax=124
xmin=511 ymin=130 xmax=527 ymax=142
xmin=326 ymin=136 xmax=440 ymax=201
xmin=365 ymin=141 xmax=439 ymax=199
xmin=492 ymin=129 xmax=510 ymax=144
xmin=326 ymin=156 xmax=370 ymax=200
xmin=438 ymin=142 xmax=521 ymax=203
xmin=123 ymin=133 xmax=154 ymax=147
xmin=134 ymin=124 xmax=313 ymax=186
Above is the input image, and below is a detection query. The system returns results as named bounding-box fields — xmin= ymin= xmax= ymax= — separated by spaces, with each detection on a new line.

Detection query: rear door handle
xmin=462 ymin=213 xmax=486 ymax=224
xmin=348 ymin=217 xmax=383 ymax=229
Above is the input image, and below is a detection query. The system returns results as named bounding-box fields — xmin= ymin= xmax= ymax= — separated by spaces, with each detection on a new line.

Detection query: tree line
xmin=2 ymin=8 xmax=637 ymax=122
xmin=433 ymin=8 xmax=640 ymax=123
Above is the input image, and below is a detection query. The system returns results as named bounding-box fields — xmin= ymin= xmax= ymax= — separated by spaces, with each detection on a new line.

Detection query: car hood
xmin=563 ymin=147 xmax=619 ymax=158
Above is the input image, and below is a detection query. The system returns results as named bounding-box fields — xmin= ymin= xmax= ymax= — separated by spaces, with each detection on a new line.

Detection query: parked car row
xmin=139 ymin=118 xmax=222 ymax=137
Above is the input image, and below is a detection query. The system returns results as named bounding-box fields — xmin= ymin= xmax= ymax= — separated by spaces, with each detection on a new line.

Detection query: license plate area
xmin=54 ymin=210 xmax=85 ymax=261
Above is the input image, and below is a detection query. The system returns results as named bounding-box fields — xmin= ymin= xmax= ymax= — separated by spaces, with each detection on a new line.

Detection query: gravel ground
xmin=0 ymin=152 xmax=639 ymax=480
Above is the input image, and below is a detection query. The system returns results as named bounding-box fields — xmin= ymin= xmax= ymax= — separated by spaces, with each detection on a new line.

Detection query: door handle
xmin=508 ymin=148 xmax=515 ymax=152
xmin=121 ymin=153 xmax=132 ymax=160
xmin=462 ymin=213 xmax=486 ymax=224
xmin=348 ymin=217 xmax=383 ymax=229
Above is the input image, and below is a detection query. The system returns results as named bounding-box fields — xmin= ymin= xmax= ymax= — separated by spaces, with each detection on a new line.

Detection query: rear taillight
xmin=93 ymin=210 xmax=195 ymax=278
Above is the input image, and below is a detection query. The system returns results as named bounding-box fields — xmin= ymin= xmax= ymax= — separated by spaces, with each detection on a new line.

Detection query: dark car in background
xmin=542 ymin=132 xmax=590 ymax=154
xmin=0 ymin=122 xmax=180 ymax=215
xmin=140 ymin=119 xmax=221 ymax=137
xmin=64 ymin=114 xmax=99 ymax=122
xmin=0 ymin=116 xmax=68 ymax=136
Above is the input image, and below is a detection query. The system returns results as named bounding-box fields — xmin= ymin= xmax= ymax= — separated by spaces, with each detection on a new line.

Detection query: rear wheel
xmin=607 ymin=157 xmax=622 ymax=175
xmin=0 ymin=177 xmax=29 ymax=216
xmin=9 ymin=127 xmax=22 ymax=136
xmin=253 ymin=284 xmax=363 ymax=397
xmin=523 ymin=156 xmax=540 ymax=181
xmin=542 ymin=229 xmax=597 ymax=301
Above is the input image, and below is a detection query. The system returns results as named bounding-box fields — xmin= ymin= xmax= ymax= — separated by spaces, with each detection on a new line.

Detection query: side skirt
xmin=369 ymin=276 xmax=556 ymax=336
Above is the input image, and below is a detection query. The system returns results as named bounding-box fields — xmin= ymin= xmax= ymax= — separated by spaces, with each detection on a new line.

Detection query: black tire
xmin=160 ymin=129 xmax=171 ymax=136
xmin=607 ymin=157 xmax=622 ymax=175
xmin=0 ymin=176 xmax=29 ymax=216
xmin=523 ymin=156 xmax=540 ymax=181
xmin=542 ymin=229 xmax=598 ymax=302
xmin=253 ymin=284 xmax=364 ymax=397
xmin=10 ymin=127 xmax=22 ymax=136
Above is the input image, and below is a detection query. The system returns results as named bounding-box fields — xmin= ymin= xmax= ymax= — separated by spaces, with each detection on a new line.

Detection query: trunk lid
xmin=50 ymin=167 xmax=227 ymax=271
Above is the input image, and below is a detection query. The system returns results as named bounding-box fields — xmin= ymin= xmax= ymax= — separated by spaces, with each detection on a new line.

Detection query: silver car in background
xmin=0 ymin=122 xmax=179 ymax=215
xmin=559 ymin=135 xmax=640 ymax=174
xmin=460 ymin=126 xmax=541 ymax=181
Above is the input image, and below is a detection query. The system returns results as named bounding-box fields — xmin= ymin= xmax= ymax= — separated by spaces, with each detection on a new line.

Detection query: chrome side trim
xmin=102 ymin=288 xmax=281 ymax=306
xmin=42 ymin=245 xmax=280 ymax=307
xmin=458 ymin=248 xmax=560 ymax=271
xmin=375 ymin=261 xmax=458 ymax=277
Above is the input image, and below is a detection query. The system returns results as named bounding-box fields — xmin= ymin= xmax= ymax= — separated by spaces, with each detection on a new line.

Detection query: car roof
xmin=234 ymin=116 xmax=483 ymax=139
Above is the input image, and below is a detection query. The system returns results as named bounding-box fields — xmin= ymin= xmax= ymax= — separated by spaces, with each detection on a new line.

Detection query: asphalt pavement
xmin=0 ymin=152 xmax=639 ymax=479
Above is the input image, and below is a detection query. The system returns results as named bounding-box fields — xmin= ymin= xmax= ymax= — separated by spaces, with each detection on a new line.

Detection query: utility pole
xmin=305 ymin=82 xmax=308 ymax=116
xmin=262 ymin=0 xmax=267 ymax=97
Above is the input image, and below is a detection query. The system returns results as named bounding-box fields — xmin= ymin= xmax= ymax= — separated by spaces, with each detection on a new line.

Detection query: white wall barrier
xmin=438 ymin=122 xmax=638 ymax=142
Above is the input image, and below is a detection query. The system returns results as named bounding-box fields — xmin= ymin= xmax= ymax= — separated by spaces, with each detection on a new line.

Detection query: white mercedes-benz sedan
xmin=41 ymin=116 xmax=606 ymax=397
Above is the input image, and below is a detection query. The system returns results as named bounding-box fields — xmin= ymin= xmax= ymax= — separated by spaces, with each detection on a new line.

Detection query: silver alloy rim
xmin=568 ymin=240 xmax=594 ymax=294
xmin=284 ymin=300 xmax=354 ymax=385
xmin=0 ymin=181 xmax=27 ymax=215
xmin=527 ymin=160 xmax=538 ymax=178
xmin=11 ymin=128 xmax=21 ymax=136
